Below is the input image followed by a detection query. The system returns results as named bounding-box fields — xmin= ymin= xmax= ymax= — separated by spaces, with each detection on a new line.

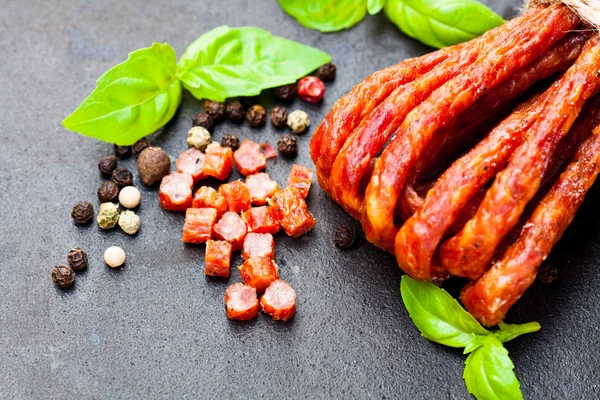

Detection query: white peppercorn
xmin=187 ymin=126 xmax=212 ymax=151
xmin=287 ymin=110 xmax=310 ymax=134
xmin=118 ymin=210 xmax=141 ymax=235
xmin=119 ymin=186 xmax=141 ymax=209
xmin=104 ymin=246 xmax=126 ymax=268
xmin=97 ymin=203 xmax=120 ymax=229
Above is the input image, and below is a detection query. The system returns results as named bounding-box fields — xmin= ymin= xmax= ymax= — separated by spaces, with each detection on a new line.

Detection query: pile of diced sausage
xmin=158 ymin=139 xmax=315 ymax=321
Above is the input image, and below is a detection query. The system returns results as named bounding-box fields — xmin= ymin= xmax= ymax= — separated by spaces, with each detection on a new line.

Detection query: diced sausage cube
xmin=202 ymin=143 xmax=233 ymax=181
xmin=268 ymin=187 xmax=305 ymax=221
xmin=225 ymin=283 xmax=259 ymax=321
xmin=159 ymin=172 xmax=193 ymax=211
xmin=287 ymin=164 xmax=313 ymax=199
xmin=213 ymin=211 xmax=247 ymax=250
xmin=260 ymin=143 xmax=277 ymax=159
xmin=219 ymin=180 xmax=252 ymax=214
xmin=280 ymin=205 xmax=316 ymax=238
xmin=239 ymin=256 xmax=279 ymax=293
xmin=241 ymin=206 xmax=280 ymax=234
xmin=205 ymin=240 xmax=232 ymax=278
xmin=193 ymin=186 xmax=227 ymax=217
xmin=260 ymin=280 xmax=296 ymax=321
xmin=242 ymin=233 xmax=275 ymax=260
xmin=233 ymin=140 xmax=266 ymax=176
xmin=182 ymin=208 xmax=218 ymax=244
xmin=176 ymin=148 xmax=206 ymax=183
xmin=246 ymin=172 xmax=279 ymax=206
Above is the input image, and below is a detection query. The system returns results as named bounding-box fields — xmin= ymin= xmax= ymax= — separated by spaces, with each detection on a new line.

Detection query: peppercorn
xmin=111 ymin=167 xmax=133 ymax=187
xmin=192 ymin=112 xmax=215 ymax=132
xmin=273 ymin=83 xmax=297 ymax=102
xmin=67 ymin=248 xmax=88 ymax=272
xmin=240 ymin=96 xmax=260 ymax=109
xmin=114 ymin=145 xmax=132 ymax=158
xmin=277 ymin=134 xmax=297 ymax=157
xmin=97 ymin=202 xmax=120 ymax=229
xmin=98 ymin=156 xmax=118 ymax=178
xmin=270 ymin=106 xmax=288 ymax=128
xmin=71 ymin=201 xmax=94 ymax=225
xmin=316 ymin=62 xmax=336 ymax=81
xmin=298 ymin=76 xmax=325 ymax=103
xmin=538 ymin=265 xmax=558 ymax=283
xmin=118 ymin=210 xmax=141 ymax=235
xmin=287 ymin=110 xmax=310 ymax=134
xmin=246 ymin=105 xmax=266 ymax=128
xmin=187 ymin=126 xmax=212 ymax=151
xmin=334 ymin=225 xmax=356 ymax=249
xmin=225 ymin=101 xmax=245 ymax=123
xmin=104 ymin=246 xmax=126 ymax=268
xmin=133 ymin=138 xmax=150 ymax=156
xmin=137 ymin=146 xmax=171 ymax=186
xmin=203 ymin=100 xmax=226 ymax=121
xmin=97 ymin=181 xmax=119 ymax=203
xmin=52 ymin=265 xmax=75 ymax=288
xmin=221 ymin=134 xmax=241 ymax=151
xmin=119 ymin=186 xmax=141 ymax=209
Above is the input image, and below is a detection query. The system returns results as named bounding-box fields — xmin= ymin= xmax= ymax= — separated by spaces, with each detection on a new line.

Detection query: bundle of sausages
xmin=310 ymin=4 xmax=600 ymax=326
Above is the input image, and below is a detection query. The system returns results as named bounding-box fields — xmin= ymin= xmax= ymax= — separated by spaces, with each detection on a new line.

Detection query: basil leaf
xmin=464 ymin=334 xmax=486 ymax=354
xmin=400 ymin=276 xmax=489 ymax=348
xmin=493 ymin=321 xmax=541 ymax=344
xmin=384 ymin=0 xmax=504 ymax=49
xmin=176 ymin=26 xmax=332 ymax=102
xmin=464 ymin=335 xmax=523 ymax=400
xmin=62 ymin=42 xmax=181 ymax=145
xmin=277 ymin=0 xmax=367 ymax=33
xmin=368 ymin=0 xmax=386 ymax=15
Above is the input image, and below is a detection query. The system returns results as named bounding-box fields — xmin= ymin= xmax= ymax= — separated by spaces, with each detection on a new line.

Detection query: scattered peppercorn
xmin=273 ymin=83 xmax=297 ymax=102
xmin=225 ymin=101 xmax=245 ymax=123
xmin=316 ymin=62 xmax=336 ymax=81
xmin=67 ymin=248 xmax=88 ymax=272
xmin=71 ymin=201 xmax=94 ymax=225
xmin=246 ymin=105 xmax=266 ymax=128
xmin=98 ymin=156 xmax=118 ymax=178
xmin=97 ymin=202 xmax=120 ymax=229
xmin=271 ymin=105 xmax=288 ymax=128
xmin=221 ymin=134 xmax=241 ymax=151
xmin=298 ymin=76 xmax=325 ymax=103
xmin=118 ymin=210 xmax=141 ymax=235
xmin=203 ymin=100 xmax=226 ymax=121
xmin=277 ymin=134 xmax=297 ymax=157
xmin=240 ymin=96 xmax=260 ymax=109
xmin=334 ymin=225 xmax=356 ymax=249
xmin=287 ymin=110 xmax=310 ymax=134
xmin=137 ymin=146 xmax=171 ymax=186
xmin=133 ymin=138 xmax=150 ymax=156
xmin=52 ymin=265 xmax=75 ymax=288
xmin=187 ymin=126 xmax=212 ymax=151
xmin=538 ymin=265 xmax=558 ymax=283
xmin=119 ymin=186 xmax=141 ymax=209
xmin=192 ymin=112 xmax=215 ymax=132
xmin=104 ymin=246 xmax=126 ymax=268
xmin=111 ymin=167 xmax=134 ymax=187
xmin=97 ymin=181 xmax=120 ymax=203
xmin=114 ymin=145 xmax=132 ymax=158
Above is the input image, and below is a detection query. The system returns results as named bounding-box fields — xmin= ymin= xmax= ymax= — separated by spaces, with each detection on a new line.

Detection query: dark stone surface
xmin=1 ymin=0 xmax=599 ymax=398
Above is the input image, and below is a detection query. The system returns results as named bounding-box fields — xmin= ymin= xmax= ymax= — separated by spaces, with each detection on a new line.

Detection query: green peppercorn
xmin=246 ymin=105 xmax=266 ymax=128
xmin=271 ymin=106 xmax=288 ymax=128
xmin=334 ymin=225 xmax=355 ymax=249
xmin=287 ymin=110 xmax=310 ymax=133
xmin=133 ymin=138 xmax=150 ymax=156
xmin=97 ymin=181 xmax=119 ymax=203
xmin=111 ymin=167 xmax=133 ymax=187
xmin=98 ymin=156 xmax=118 ymax=178
xmin=226 ymin=101 xmax=245 ymax=123
xmin=97 ymin=202 xmax=120 ymax=229
xmin=192 ymin=112 xmax=215 ymax=132
xmin=273 ymin=83 xmax=297 ymax=101
xmin=316 ymin=62 xmax=336 ymax=81
xmin=52 ymin=265 xmax=75 ymax=288
xmin=277 ymin=134 xmax=297 ymax=157
xmin=114 ymin=145 xmax=132 ymax=158
xmin=67 ymin=248 xmax=88 ymax=271
xmin=187 ymin=127 xmax=212 ymax=151
xmin=204 ymin=100 xmax=226 ymax=121
xmin=71 ymin=201 xmax=94 ymax=225
xmin=119 ymin=210 xmax=141 ymax=235
xmin=221 ymin=134 xmax=241 ymax=151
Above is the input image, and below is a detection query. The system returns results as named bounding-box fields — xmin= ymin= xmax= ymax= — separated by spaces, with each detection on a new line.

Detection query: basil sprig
xmin=401 ymin=276 xmax=540 ymax=400
xmin=367 ymin=0 xmax=386 ymax=15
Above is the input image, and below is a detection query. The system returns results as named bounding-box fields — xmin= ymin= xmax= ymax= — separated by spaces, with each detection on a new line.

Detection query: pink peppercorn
xmin=297 ymin=76 xmax=325 ymax=103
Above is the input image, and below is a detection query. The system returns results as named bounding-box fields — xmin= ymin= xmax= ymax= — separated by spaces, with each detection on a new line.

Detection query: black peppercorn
xmin=271 ymin=106 xmax=288 ymax=128
xmin=97 ymin=181 xmax=120 ymax=203
xmin=277 ymin=134 xmax=297 ymax=157
xmin=52 ymin=265 xmax=75 ymax=288
xmin=538 ymin=265 xmax=558 ymax=283
xmin=114 ymin=145 xmax=132 ymax=158
xmin=67 ymin=248 xmax=88 ymax=272
xmin=98 ymin=156 xmax=118 ymax=178
xmin=225 ymin=101 xmax=245 ymax=123
xmin=240 ymin=96 xmax=260 ymax=109
xmin=334 ymin=225 xmax=356 ymax=249
xmin=111 ymin=167 xmax=133 ymax=187
xmin=203 ymin=100 xmax=226 ymax=121
xmin=133 ymin=138 xmax=150 ymax=156
xmin=221 ymin=134 xmax=241 ymax=151
xmin=192 ymin=112 xmax=215 ymax=132
xmin=246 ymin=105 xmax=267 ymax=128
xmin=273 ymin=83 xmax=297 ymax=101
xmin=71 ymin=201 xmax=94 ymax=225
xmin=316 ymin=62 xmax=336 ymax=81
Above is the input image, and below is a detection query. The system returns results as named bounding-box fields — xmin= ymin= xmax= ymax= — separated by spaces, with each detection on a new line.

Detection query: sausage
xmin=213 ymin=211 xmax=248 ymax=251
xmin=241 ymin=206 xmax=280 ymax=235
xmin=287 ymin=164 xmax=313 ymax=199
xmin=260 ymin=280 xmax=297 ymax=321
xmin=219 ymin=180 xmax=252 ymax=214
xmin=202 ymin=143 xmax=233 ymax=181
xmin=159 ymin=172 xmax=194 ymax=212
xmin=176 ymin=148 xmax=206 ymax=183
xmin=205 ymin=240 xmax=232 ymax=278
xmin=234 ymin=140 xmax=267 ymax=176
xmin=280 ymin=205 xmax=316 ymax=238
xmin=239 ymin=257 xmax=279 ymax=293
xmin=242 ymin=232 xmax=275 ymax=260
xmin=192 ymin=186 xmax=227 ymax=217
xmin=268 ymin=187 xmax=306 ymax=221
xmin=440 ymin=34 xmax=600 ymax=280
xmin=245 ymin=172 xmax=279 ymax=206
xmin=182 ymin=208 xmax=218 ymax=244
xmin=225 ymin=283 xmax=259 ymax=321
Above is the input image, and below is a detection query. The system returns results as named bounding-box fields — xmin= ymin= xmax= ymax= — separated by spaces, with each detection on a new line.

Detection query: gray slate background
xmin=1 ymin=0 xmax=599 ymax=398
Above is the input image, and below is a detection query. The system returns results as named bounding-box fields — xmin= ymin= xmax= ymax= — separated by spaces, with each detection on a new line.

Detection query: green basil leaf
xmin=384 ymin=0 xmax=504 ymax=49
xmin=62 ymin=42 xmax=181 ymax=145
xmin=464 ymin=334 xmax=486 ymax=354
xmin=277 ymin=0 xmax=367 ymax=32
xmin=368 ymin=0 xmax=386 ymax=15
xmin=493 ymin=321 xmax=541 ymax=344
xmin=400 ymin=276 xmax=489 ymax=348
xmin=463 ymin=335 xmax=523 ymax=400
xmin=176 ymin=26 xmax=332 ymax=102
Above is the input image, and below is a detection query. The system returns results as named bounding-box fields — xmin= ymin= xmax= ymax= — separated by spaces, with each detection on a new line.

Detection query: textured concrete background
xmin=1 ymin=0 xmax=599 ymax=398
